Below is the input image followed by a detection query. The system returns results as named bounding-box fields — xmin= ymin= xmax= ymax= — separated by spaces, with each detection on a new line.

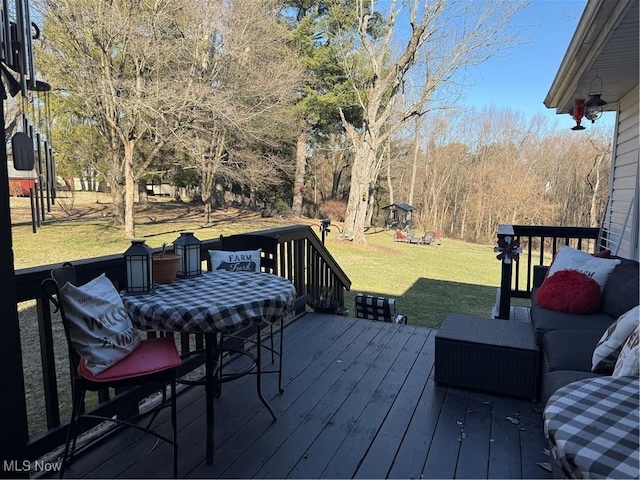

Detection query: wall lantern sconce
xmin=124 ymin=240 xmax=154 ymax=294
xmin=173 ymin=232 xmax=202 ymax=277
xmin=583 ymin=74 xmax=608 ymax=123
xmin=571 ymin=99 xmax=586 ymax=131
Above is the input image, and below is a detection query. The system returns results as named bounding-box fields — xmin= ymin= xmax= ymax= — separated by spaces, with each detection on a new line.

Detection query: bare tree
xmin=39 ymin=0 xmax=205 ymax=237
xmin=169 ymin=0 xmax=304 ymax=222
xmin=38 ymin=0 xmax=303 ymax=237
xmin=333 ymin=0 xmax=526 ymax=243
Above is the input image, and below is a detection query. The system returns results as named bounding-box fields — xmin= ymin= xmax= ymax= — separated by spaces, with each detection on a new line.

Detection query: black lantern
xmin=173 ymin=232 xmax=202 ymax=277
xmin=124 ymin=240 xmax=153 ymax=294
xmin=583 ymin=74 xmax=608 ymax=123
xmin=584 ymin=93 xmax=607 ymax=123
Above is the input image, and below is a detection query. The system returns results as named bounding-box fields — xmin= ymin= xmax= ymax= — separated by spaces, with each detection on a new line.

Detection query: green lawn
xmin=325 ymin=228 xmax=502 ymax=329
xmin=12 ymin=197 xmax=506 ymax=330
xmin=12 ymin=199 xmax=512 ymax=438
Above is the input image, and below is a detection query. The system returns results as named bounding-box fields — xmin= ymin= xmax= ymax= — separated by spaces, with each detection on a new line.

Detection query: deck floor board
xmin=57 ymin=313 xmax=551 ymax=479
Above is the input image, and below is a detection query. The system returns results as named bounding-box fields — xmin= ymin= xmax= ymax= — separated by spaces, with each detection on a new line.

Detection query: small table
xmin=435 ymin=314 xmax=539 ymax=400
xmin=121 ymin=271 xmax=296 ymax=464
xmin=544 ymin=376 xmax=639 ymax=479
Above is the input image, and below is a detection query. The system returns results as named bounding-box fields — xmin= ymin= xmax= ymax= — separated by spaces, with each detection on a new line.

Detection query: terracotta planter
xmin=152 ymin=253 xmax=180 ymax=284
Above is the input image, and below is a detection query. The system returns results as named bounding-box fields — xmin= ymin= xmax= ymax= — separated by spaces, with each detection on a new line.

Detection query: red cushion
xmin=79 ymin=337 xmax=180 ymax=382
xmin=536 ymin=269 xmax=602 ymax=314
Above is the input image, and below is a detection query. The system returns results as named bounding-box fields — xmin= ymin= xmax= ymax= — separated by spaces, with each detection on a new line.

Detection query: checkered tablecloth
xmin=544 ymin=375 xmax=639 ymax=479
xmin=121 ymin=271 xmax=296 ymax=334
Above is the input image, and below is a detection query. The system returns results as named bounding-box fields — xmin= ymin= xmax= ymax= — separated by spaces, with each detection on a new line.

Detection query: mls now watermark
xmin=3 ymin=459 xmax=62 ymax=474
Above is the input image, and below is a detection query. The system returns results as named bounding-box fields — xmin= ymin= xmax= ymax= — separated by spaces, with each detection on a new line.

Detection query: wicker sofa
xmin=530 ymin=256 xmax=639 ymax=403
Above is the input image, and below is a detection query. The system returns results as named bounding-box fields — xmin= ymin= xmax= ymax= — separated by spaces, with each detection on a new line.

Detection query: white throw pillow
xmin=60 ymin=274 xmax=141 ymax=375
xmin=209 ymin=249 xmax=261 ymax=273
xmin=612 ymin=325 xmax=639 ymax=377
xmin=547 ymin=245 xmax=620 ymax=290
xmin=592 ymin=306 xmax=640 ymax=372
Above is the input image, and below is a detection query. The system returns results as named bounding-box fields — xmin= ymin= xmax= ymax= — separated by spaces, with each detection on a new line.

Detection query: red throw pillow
xmin=536 ymin=269 xmax=602 ymax=314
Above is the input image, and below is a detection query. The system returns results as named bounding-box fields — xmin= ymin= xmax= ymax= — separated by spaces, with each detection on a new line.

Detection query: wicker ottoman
xmin=435 ymin=314 xmax=539 ymax=400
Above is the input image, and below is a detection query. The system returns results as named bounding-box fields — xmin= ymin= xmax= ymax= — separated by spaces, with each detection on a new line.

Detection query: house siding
xmin=605 ymin=84 xmax=639 ymax=260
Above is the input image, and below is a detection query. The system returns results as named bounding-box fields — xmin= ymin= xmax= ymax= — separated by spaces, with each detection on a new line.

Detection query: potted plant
xmin=312 ymin=286 xmax=341 ymax=315
xmin=152 ymin=244 xmax=181 ymax=284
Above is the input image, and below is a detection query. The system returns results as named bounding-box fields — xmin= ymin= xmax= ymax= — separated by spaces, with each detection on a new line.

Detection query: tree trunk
xmin=292 ymin=128 xmax=308 ymax=217
xmin=365 ymin=181 xmax=376 ymax=227
xmin=342 ymin=143 xmax=376 ymax=244
xmin=386 ymin=144 xmax=394 ymax=205
xmin=588 ymin=153 xmax=604 ymax=228
xmin=409 ymin=116 xmax=420 ymax=206
xmin=110 ymin=150 xmax=125 ymax=226
xmin=123 ymin=140 xmax=136 ymax=240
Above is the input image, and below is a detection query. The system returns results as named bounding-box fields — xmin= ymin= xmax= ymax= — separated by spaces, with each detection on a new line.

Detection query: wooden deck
xmin=58 ymin=313 xmax=551 ymax=479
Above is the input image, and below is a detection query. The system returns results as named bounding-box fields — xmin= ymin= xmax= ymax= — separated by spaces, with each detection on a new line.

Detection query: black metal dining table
xmin=121 ymin=270 xmax=296 ymax=464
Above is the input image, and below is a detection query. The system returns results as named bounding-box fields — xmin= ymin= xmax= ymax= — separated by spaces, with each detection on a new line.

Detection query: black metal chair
xmin=216 ymin=234 xmax=285 ymax=393
xmin=354 ymin=293 xmax=408 ymax=324
xmin=41 ymin=263 xmax=180 ymax=478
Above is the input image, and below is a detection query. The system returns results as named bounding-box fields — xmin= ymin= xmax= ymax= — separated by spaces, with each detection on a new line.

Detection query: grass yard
xmin=11 ymin=192 xmax=507 ymax=329
xmin=329 ymin=230 xmax=502 ymax=328
xmin=12 ymin=192 xmax=513 ymax=438
xmin=11 ymin=192 xmax=505 ymax=329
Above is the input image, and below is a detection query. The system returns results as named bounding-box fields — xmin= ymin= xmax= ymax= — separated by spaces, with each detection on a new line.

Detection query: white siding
xmin=603 ymin=85 xmax=639 ymax=260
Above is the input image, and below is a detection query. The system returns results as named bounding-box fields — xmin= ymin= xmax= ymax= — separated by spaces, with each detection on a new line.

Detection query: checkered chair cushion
xmin=354 ymin=294 xmax=407 ymax=324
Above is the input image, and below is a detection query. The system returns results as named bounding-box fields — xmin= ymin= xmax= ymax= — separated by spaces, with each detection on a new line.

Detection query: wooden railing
xmin=495 ymin=224 xmax=601 ymax=319
xmin=9 ymin=224 xmax=350 ymax=462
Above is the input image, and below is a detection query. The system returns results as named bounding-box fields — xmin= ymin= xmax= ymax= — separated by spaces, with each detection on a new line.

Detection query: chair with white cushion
xmin=354 ymin=294 xmax=408 ymax=324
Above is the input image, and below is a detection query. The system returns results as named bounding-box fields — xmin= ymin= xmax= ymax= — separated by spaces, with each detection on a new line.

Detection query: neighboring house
xmin=545 ymin=0 xmax=639 ymax=261
xmin=7 ymin=160 xmax=36 ymax=196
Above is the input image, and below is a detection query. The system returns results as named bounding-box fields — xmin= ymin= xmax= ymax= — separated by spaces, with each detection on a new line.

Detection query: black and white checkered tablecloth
xmin=544 ymin=375 xmax=639 ymax=479
xmin=121 ymin=271 xmax=296 ymax=334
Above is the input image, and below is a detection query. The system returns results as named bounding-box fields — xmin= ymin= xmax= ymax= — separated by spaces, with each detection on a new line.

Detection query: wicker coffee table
xmin=435 ymin=314 xmax=539 ymax=400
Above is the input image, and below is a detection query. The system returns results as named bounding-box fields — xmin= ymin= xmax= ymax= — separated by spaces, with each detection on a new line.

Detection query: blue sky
xmin=459 ymin=0 xmax=614 ymax=131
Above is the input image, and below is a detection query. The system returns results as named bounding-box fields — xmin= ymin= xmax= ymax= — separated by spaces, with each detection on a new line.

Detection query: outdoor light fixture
xmin=173 ymin=232 xmax=202 ymax=277
xmin=124 ymin=240 xmax=154 ymax=294
xmin=583 ymin=74 xmax=608 ymax=123
xmin=571 ymin=99 xmax=586 ymax=131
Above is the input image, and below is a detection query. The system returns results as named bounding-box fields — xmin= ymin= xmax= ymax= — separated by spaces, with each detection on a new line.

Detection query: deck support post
xmin=495 ymin=225 xmax=521 ymax=320
xmin=0 ymin=78 xmax=30 ymax=477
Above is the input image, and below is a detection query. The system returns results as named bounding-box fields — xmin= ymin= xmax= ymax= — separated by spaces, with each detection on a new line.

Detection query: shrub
xmin=275 ymin=199 xmax=291 ymax=216
xmin=319 ymin=199 xmax=347 ymax=222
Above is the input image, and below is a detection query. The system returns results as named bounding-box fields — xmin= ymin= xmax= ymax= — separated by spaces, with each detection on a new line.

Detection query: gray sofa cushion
xmin=542 ymin=370 xmax=602 ymax=406
xmin=543 ymin=329 xmax=605 ymax=373
xmin=600 ymin=258 xmax=640 ymax=319
xmin=531 ymin=287 xmax=614 ymax=344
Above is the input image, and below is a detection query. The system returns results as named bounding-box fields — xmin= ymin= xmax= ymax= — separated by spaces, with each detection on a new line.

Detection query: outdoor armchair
xmin=41 ymin=263 xmax=180 ymax=478
xmin=354 ymin=294 xmax=408 ymax=324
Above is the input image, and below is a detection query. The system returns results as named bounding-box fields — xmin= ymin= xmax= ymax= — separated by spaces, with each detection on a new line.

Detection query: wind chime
xmin=1 ymin=0 xmax=53 ymax=233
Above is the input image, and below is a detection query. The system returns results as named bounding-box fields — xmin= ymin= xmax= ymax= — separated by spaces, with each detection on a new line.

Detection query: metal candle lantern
xmin=173 ymin=232 xmax=202 ymax=277
xmin=124 ymin=240 xmax=154 ymax=294
xmin=583 ymin=74 xmax=608 ymax=123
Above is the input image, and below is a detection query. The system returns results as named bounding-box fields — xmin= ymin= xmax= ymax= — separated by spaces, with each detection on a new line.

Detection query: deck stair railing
xmin=8 ymin=224 xmax=350 ymax=464
xmin=495 ymin=224 xmax=600 ymax=319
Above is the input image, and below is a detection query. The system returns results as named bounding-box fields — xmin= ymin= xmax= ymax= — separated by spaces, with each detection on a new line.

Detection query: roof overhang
xmin=544 ymin=0 xmax=639 ymax=115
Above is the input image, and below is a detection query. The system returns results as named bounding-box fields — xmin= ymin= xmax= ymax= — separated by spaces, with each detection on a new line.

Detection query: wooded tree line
xmin=379 ymin=110 xmax=612 ymax=243
xmin=26 ymin=0 xmax=610 ymax=244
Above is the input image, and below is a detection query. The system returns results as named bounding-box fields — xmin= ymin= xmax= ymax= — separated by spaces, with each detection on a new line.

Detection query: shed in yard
xmin=382 ymin=202 xmax=414 ymax=230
